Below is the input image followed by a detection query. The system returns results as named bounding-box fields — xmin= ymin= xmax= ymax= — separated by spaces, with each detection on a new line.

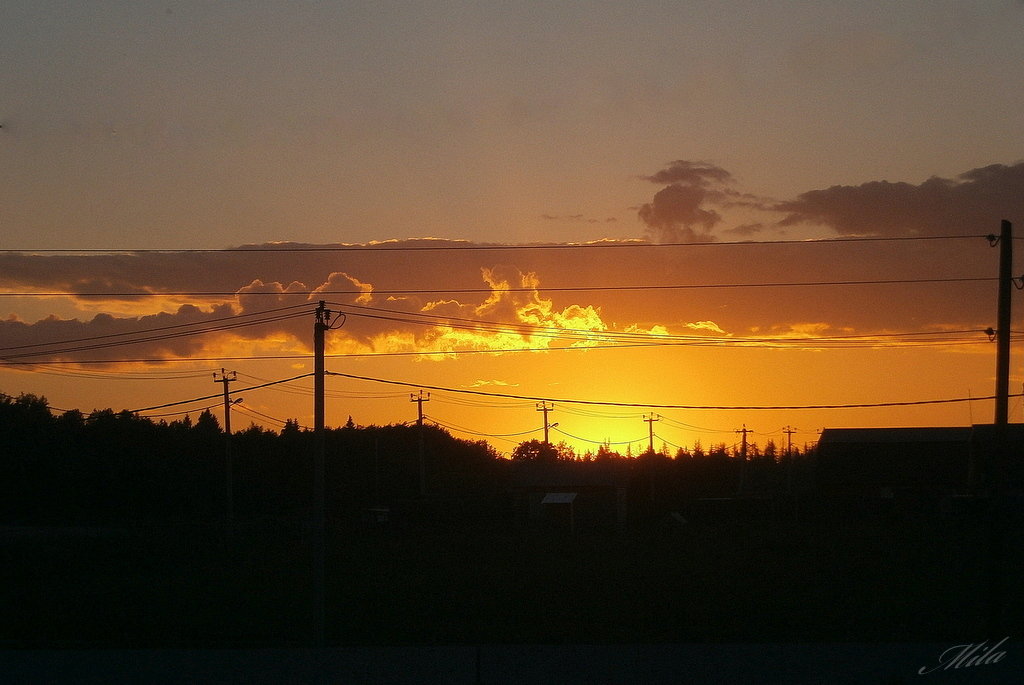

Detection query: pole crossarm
xmin=643 ymin=413 xmax=660 ymax=454
xmin=536 ymin=401 xmax=554 ymax=445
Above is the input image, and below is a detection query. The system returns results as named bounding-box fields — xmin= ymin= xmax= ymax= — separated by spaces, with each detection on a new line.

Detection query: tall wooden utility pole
xmin=536 ymin=401 xmax=554 ymax=444
xmin=988 ymin=220 xmax=1013 ymax=638
xmin=213 ymin=368 xmax=237 ymax=532
xmin=994 ymin=220 xmax=1013 ymax=426
xmin=313 ymin=301 xmax=331 ymax=648
xmin=411 ymin=390 xmax=430 ymax=496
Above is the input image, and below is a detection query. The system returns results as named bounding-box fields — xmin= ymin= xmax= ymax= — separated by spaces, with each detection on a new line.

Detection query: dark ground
xmin=4 ymin=502 xmax=1022 ymax=645
xmin=4 ymin=500 xmax=1023 ymax=682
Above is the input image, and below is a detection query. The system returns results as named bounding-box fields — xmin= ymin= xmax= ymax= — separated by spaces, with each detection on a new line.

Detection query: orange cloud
xmin=312 ymin=272 xmax=374 ymax=305
xmin=685 ymin=320 xmax=726 ymax=334
xmin=0 ymin=219 xmax=1007 ymax=373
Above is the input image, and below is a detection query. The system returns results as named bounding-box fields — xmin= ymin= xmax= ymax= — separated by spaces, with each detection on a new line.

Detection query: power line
xmin=128 ymin=373 xmax=314 ymax=413
xmin=0 ymin=276 xmax=996 ymax=298
xmin=327 ymin=300 xmax=998 ymax=349
xmin=0 ymin=354 xmax=311 ymax=366
xmin=0 ymin=328 xmax=1009 ymax=368
xmin=140 ymin=401 xmax=223 ymax=420
xmin=0 ymin=362 xmax=218 ymax=381
xmin=232 ymin=401 xmax=298 ymax=429
xmin=430 ymin=393 xmax=535 ymax=409
xmin=325 ymin=370 xmax=1019 ymax=411
xmin=0 ymin=274 xmax=1010 ymax=369
xmin=551 ymin=425 xmax=648 ymax=446
xmin=0 ymin=308 xmax=311 ymax=359
xmin=425 ymin=415 xmax=539 ymax=439
xmin=657 ymin=414 xmax=738 ymax=434
xmin=654 ymin=433 xmax=695 ymax=452
xmin=329 ymin=300 xmax=963 ymax=344
xmin=0 ymin=234 xmax=987 ymax=254
xmin=236 ymin=371 xmax=406 ymax=401
xmin=0 ymin=391 xmax=66 ymax=413
xmin=0 ymin=303 xmax=311 ymax=353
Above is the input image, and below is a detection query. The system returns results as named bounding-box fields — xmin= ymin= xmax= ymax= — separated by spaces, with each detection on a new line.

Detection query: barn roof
xmin=818 ymin=427 xmax=971 ymax=446
xmin=819 ymin=425 xmax=1024 ymax=449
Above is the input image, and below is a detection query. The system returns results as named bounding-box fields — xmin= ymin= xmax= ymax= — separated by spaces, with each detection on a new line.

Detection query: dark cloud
xmin=636 ymin=160 xmax=735 ymax=243
xmin=724 ymin=223 xmax=765 ymax=238
xmin=775 ymin=162 xmax=1024 ymax=237
xmin=0 ymin=302 xmax=242 ymax=364
xmin=641 ymin=160 xmax=733 ymax=187
xmin=541 ymin=213 xmax=620 ymax=225
xmin=638 ymin=184 xmax=721 ymax=243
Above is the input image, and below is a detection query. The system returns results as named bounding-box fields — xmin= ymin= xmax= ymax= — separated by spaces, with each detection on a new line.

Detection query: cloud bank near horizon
xmin=775 ymin=162 xmax=1024 ymax=237
xmin=2 ymin=161 xmax=1021 ymax=367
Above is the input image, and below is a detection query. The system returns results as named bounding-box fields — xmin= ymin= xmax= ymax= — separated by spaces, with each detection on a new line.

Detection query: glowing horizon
xmin=3 ymin=2 xmax=1024 ymax=455
xmin=2 ymin=234 xmax=1018 ymax=457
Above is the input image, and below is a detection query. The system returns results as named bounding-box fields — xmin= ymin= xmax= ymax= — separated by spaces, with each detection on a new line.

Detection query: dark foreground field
xmin=4 ymin=501 xmax=1021 ymax=648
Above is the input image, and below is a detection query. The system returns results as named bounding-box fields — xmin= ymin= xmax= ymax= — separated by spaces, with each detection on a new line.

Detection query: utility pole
xmin=312 ymin=301 xmax=331 ymax=648
xmin=213 ymin=369 xmax=237 ymax=533
xmin=642 ymin=413 xmax=660 ymax=503
xmin=735 ymin=424 xmax=750 ymax=463
xmin=643 ymin=413 xmax=659 ymax=455
xmin=411 ymin=390 xmax=430 ymax=497
xmin=994 ymin=220 xmax=1013 ymax=426
xmin=736 ymin=424 xmax=750 ymax=496
xmin=783 ymin=426 xmax=797 ymax=496
xmin=783 ymin=426 xmax=796 ymax=459
xmin=987 ymin=220 xmax=1013 ymax=638
xmin=536 ymin=401 xmax=554 ymax=444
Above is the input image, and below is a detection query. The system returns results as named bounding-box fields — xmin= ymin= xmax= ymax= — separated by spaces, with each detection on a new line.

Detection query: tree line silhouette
xmin=1 ymin=391 xmax=507 ymax=524
xmin=2 ymin=391 xmax=816 ymax=526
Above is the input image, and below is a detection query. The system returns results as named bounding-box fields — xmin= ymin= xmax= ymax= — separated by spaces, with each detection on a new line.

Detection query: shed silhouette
xmin=509 ymin=461 xmax=628 ymax=531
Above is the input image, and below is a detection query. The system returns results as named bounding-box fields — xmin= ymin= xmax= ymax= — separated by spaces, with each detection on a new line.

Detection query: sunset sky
xmin=3 ymin=1 xmax=1024 ymax=455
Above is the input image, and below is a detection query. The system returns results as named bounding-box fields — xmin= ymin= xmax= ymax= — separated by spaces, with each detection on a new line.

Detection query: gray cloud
xmin=775 ymin=162 xmax=1024 ymax=237
xmin=724 ymin=223 xmax=765 ymax=238
xmin=0 ymin=302 xmax=242 ymax=364
xmin=641 ymin=160 xmax=733 ymax=187
xmin=541 ymin=214 xmax=620 ymax=225
xmin=636 ymin=160 xmax=735 ymax=243
xmin=637 ymin=184 xmax=721 ymax=243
